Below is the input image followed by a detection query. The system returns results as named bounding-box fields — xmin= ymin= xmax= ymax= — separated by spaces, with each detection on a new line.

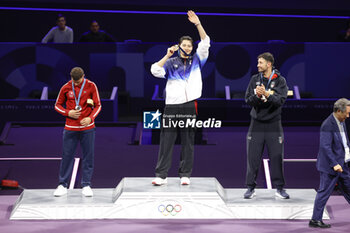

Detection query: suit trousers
xmin=312 ymin=168 xmax=350 ymax=220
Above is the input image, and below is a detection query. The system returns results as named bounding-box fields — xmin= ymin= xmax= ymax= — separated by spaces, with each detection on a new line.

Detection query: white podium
xmin=10 ymin=177 xmax=329 ymax=220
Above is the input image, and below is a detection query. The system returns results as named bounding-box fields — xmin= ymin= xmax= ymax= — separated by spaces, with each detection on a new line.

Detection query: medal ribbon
xmin=178 ymin=46 xmax=192 ymax=80
xmin=72 ymin=78 xmax=86 ymax=108
xmin=260 ymin=70 xmax=275 ymax=90
xmin=178 ymin=46 xmax=191 ymax=57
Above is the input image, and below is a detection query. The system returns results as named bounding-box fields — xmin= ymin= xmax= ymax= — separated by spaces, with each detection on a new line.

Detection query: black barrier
xmin=0 ymin=99 xmax=118 ymax=132
xmin=149 ymin=98 xmax=335 ymax=123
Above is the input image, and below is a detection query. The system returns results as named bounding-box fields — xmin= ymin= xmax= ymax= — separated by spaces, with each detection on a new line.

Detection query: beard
xmin=258 ymin=67 xmax=267 ymax=73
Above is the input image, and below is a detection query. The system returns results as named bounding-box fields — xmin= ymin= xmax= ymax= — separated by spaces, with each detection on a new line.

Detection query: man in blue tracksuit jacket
xmin=150 ymin=10 xmax=210 ymax=186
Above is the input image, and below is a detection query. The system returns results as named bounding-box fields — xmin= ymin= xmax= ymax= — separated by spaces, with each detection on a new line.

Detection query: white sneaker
xmin=53 ymin=185 xmax=67 ymax=197
xmin=82 ymin=186 xmax=93 ymax=197
xmin=180 ymin=177 xmax=190 ymax=185
xmin=152 ymin=177 xmax=167 ymax=186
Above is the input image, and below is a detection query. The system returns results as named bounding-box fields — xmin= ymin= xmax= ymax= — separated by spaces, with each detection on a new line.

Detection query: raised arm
xmin=150 ymin=45 xmax=178 ymax=78
xmin=187 ymin=10 xmax=207 ymax=40
xmin=157 ymin=45 xmax=178 ymax=67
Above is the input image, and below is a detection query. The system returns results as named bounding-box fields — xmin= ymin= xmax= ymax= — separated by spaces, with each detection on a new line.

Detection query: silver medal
xmin=75 ymin=105 xmax=82 ymax=111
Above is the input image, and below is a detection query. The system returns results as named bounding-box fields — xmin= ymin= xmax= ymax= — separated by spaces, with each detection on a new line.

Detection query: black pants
xmin=155 ymin=101 xmax=197 ymax=179
xmin=246 ymin=119 xmax=285 ymax=189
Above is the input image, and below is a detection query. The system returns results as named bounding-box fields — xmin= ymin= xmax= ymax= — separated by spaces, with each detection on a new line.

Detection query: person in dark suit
xmin=310 ymin=98 xmax=350 ymax=228
xmin=79 ymin=20 xmax=116 ymax=42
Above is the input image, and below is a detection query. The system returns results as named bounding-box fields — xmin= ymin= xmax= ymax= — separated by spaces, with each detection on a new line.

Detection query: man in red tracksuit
xmin=53 ymin=67 xmax=101 ymax=197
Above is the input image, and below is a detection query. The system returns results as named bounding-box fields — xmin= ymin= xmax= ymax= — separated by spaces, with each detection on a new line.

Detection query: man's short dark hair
xmin=179 ymin=36 xmax=194 ymax=46
xmin=258 ymin=52 xmax=274 ymax=66
xmin=70 ymin=67 xmax=84 ymax=81
xmin=56 ymin=14 xmax=66 ymax=21
xmin=91 ymin=20 xmax=99 ymax=26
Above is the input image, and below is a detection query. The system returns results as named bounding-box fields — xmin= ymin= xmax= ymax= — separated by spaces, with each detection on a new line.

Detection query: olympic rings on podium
xmin=158 ymin=203 xmax=182 ymax=216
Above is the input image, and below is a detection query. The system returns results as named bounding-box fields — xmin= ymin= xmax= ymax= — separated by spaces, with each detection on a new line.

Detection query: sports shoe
xmin=152 ymin=177 xmax=167 ymax=186
xmin=53 ymin=185 xmax=67 ymax=197
xmin=243 ymin=188 xmax=256 ymax=199
xmin=275 ymin=189 xmax=290 ymax=199
xmin=82 ymin=186 xmax=93 ymax=197
xmin=180 ymin=177 xmax=190 ymax=185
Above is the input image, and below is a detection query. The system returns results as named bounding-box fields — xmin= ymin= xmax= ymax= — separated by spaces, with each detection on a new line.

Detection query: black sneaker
xmin=244 ymin=188 xmax=256 ymax=199
xmin=275 ymin=189 xmax=290 ymax=199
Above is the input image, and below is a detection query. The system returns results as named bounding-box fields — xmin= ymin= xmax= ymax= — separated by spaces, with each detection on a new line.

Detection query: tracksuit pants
xmin=155 ymin=101 xmax=197 ymax=179
xmin=58 ymin=128 xmax=95 ymax=188
xmin=246 ymin=119 xmax=285 ymax=189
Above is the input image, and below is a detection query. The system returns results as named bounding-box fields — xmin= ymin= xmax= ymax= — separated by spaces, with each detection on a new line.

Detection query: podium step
xmin=111 ymin=177 xmax=233 ymax=219
xmin=10 ymin=177 xmax=328 ymax=220
xmin=226 ymin=189 xmax=329 ymax=219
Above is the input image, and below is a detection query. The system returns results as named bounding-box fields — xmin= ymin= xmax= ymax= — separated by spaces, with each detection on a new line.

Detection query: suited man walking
xmin=310 ymin=98 xmax=350 ymax=228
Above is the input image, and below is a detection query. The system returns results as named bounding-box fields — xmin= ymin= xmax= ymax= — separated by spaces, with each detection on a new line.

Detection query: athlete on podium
xmin=150 ymin=11 xmax=210 ymax=185
xmin=244 ymin=53 xmax=290 ymax=199
xmin=54 ymin=67 xmax=101 ymax=197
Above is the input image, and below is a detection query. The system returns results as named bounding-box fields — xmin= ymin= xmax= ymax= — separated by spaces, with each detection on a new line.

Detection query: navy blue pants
xmin=312 ymin=168 xmax=350 ymax=220
xmin=58 ymin=128 xmax=95 ymax=188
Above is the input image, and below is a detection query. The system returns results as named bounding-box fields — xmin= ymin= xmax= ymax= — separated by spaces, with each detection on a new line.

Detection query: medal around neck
xmin=260 ymin=70 xmax=275 ymax=90
xmin=72 ymin=78 xmax=86 ymax=112
xmin=75 ymin=105 xmax=82 ymax=111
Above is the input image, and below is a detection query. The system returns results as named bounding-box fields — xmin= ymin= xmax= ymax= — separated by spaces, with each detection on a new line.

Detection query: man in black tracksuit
xmin=244 ymin=52 xmax=290 ymax=199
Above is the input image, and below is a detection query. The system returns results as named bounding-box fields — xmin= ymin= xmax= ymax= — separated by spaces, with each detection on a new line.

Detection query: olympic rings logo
xmin=158 ymin=203 xmax=182 ymax=216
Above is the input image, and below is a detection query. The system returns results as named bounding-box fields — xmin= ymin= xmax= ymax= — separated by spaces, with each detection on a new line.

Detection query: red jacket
xmin=55 ymin=78 xmax=102 ymax=131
